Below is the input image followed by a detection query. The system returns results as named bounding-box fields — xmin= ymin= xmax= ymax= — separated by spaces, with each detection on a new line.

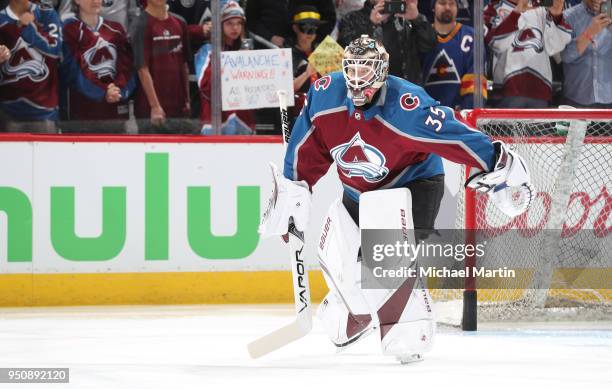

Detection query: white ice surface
xmin=0 ymin=305 xmax=610 ymax=389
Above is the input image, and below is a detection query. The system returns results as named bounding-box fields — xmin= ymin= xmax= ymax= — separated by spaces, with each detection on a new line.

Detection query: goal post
xmin=436 ymin=108 xmax=612 ymax=329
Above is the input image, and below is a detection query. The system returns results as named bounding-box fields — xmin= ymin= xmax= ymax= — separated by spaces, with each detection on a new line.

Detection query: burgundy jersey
xmin=284 ymin=73 xmax=496 ymax=203
xmin=62 ymin=16 xmax=136 ymax=120
xmin=195 ymin=43 xmax=255 ymax=132
xmin=0 ymin=3 xmax=61 ymax=121
xmin=130 ymin=11 xmax=190 ymax=118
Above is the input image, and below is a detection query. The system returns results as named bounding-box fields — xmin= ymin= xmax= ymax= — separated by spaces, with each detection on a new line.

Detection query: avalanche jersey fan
xmin=62 ymin=9 xmax=137 ymax=125
xmin=423 ymin=0 xmax=487 ymax=110
xmin=58 ymin=0 xmax=141 ymax=32
xmin=259 ymin=35 xmax=534 ymax=363
xmin=0 ymin=0 xmax=62 ymax=127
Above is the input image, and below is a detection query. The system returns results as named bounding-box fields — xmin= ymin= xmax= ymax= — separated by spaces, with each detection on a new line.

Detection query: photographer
xmin=338 ymin=0 xmax=436 ymax=84
xmin=561 ymin=0 xmax=612 ymax=108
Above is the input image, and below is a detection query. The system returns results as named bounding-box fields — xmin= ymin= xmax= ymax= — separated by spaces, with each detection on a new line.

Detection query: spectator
xmin=58 ymin=0 xmax=141 ymax=33
xmin=163 ymin=0 xmax=216 ymax=123
xmin=485 ymin=0 xmax=571 ymax=108
xmin=423 ymin=0 xmax=486 ymax=109
xmin=331 ymin=0 xmax=363 ymax=39
xmin=290 ymin=5 xmax=324 ymax=94
xmin=287 ymin=4 xmax=325 ymax=123
xmin=0 ymin=0 xmax=61 ymax=11
xmin=130 ymin=0 xmax=194 ymax=133
xmin=561 ymin=0 xmax=612 ymax=108
xmin=246 ymin=1 xmax=336 ymax=48
xmin=166 ymin=0 xmax=213 ymax=51
xmin=0 ymin=0 xmax=61 ymax=132
xmin=336 ymin=0 xmax=363 ymax=19
xmin=338 ymin=0 xmax=436 ymax=85
xmin=195 ymin=0 xmax=255 ymax=134
xmin=289 ymin=0 xmax=337 ymax=42
xmin=420 ymin=0 xmax=474 ymax=25
xmin=246 ymin=0 xmax=290 ymax=48
xmin=61 ymin=0 xmax=137 ymax=133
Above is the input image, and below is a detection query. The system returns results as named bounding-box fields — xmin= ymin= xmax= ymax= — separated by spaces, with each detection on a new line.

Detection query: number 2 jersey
xmin=284 ymin=72 xmax=496 ymax=202
xmin=0 ymin=3 xmax=61 ymax=121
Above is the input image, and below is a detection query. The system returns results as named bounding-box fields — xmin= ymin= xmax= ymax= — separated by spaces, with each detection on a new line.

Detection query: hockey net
xmin=432 ymin=109 xmax=612 ymax=327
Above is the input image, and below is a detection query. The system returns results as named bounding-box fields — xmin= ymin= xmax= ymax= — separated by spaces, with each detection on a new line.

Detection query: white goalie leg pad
xmin=317 ymin=291 xmax=373 ymax=347
xmin=379 ymin=281 xmax=435 ymax=360
xmin=359 ymin=189 xmax=435 ymax=360
xmin=259 ymin=162 xmax=311 ymax=237
xmin=317 ymin=199 xmax=373 ymax=343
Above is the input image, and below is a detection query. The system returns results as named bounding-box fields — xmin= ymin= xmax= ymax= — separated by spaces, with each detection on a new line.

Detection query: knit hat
xmin=222 ymin=1 xmax=246 ymax=23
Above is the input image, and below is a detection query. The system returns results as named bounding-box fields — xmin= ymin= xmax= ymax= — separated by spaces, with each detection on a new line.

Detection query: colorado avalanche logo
xmin=83 ymin=37 xmax=118 ymax=79
xmin=425 ymin=50 xmax=460 ymax=86
xmin=0 ymin=38 xmax=48 ymax=85
xmin=314 ymin=75 xmax=331 ymax=91
xmin=330 ymin=132 xmax=389 ymax=183
xmin=492 ymin=8 xmax=512 ymax=28
xmin=400 ymin=93 xmax=420 ymax=111
xmin=512 ymin=28 xmax=544 ymax=53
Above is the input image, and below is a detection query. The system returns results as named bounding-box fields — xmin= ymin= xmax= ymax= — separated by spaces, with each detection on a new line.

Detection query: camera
xmin=382 ymin=1 xmax=407 ymax=14
xmin=602 ymin=0 xmax=612 ymax=18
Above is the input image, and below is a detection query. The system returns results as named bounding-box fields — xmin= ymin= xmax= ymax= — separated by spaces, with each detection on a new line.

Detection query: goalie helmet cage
xmin=441 ymin=108 xmax=612 ymax=330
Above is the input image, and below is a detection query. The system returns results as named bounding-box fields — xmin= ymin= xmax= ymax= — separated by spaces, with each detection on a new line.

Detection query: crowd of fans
xmin=0 ymin=0 xmax=610 ymax=134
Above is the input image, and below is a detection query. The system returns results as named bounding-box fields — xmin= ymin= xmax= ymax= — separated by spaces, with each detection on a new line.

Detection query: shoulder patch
xmin=400 ymin=92 xmax=420 ymax=111
xmin=314 ymin=75 xmax=332 ymax=91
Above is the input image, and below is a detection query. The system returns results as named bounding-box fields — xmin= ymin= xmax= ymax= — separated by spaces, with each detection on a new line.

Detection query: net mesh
xmin=432 ymin=111 xmax=612 ymax=323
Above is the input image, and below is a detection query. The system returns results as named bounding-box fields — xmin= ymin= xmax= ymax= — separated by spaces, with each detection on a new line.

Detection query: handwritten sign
xmin=308 ymin=36 xmax=344 ymax=76
xmin=221 ymin=48 xmax=294 ymax=110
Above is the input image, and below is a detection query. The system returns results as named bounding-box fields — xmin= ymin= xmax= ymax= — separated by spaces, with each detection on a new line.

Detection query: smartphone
xmin=538 ymin=0 xmax=553 ymax=7
xmin=601 ymin=0 xmax=612 ymax=18
xmin=382 ymin=1 xmax=407 ymax=14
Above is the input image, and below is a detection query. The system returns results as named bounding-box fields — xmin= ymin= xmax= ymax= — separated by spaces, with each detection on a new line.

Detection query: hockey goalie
xmin=259 ymin=35 xmax=533 ymax=363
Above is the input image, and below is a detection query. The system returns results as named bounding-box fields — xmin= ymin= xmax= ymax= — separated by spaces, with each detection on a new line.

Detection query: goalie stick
xmin=247 ymin=90 xmax=313 ymax=359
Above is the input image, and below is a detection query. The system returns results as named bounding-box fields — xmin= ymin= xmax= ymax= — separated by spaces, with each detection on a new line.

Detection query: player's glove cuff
xmin=259 ymin=162 xmax=311 ymax=238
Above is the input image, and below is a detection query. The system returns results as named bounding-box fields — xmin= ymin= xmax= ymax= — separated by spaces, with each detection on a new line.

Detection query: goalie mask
xmin=342 ymin=35 xmax=389 ymax=106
